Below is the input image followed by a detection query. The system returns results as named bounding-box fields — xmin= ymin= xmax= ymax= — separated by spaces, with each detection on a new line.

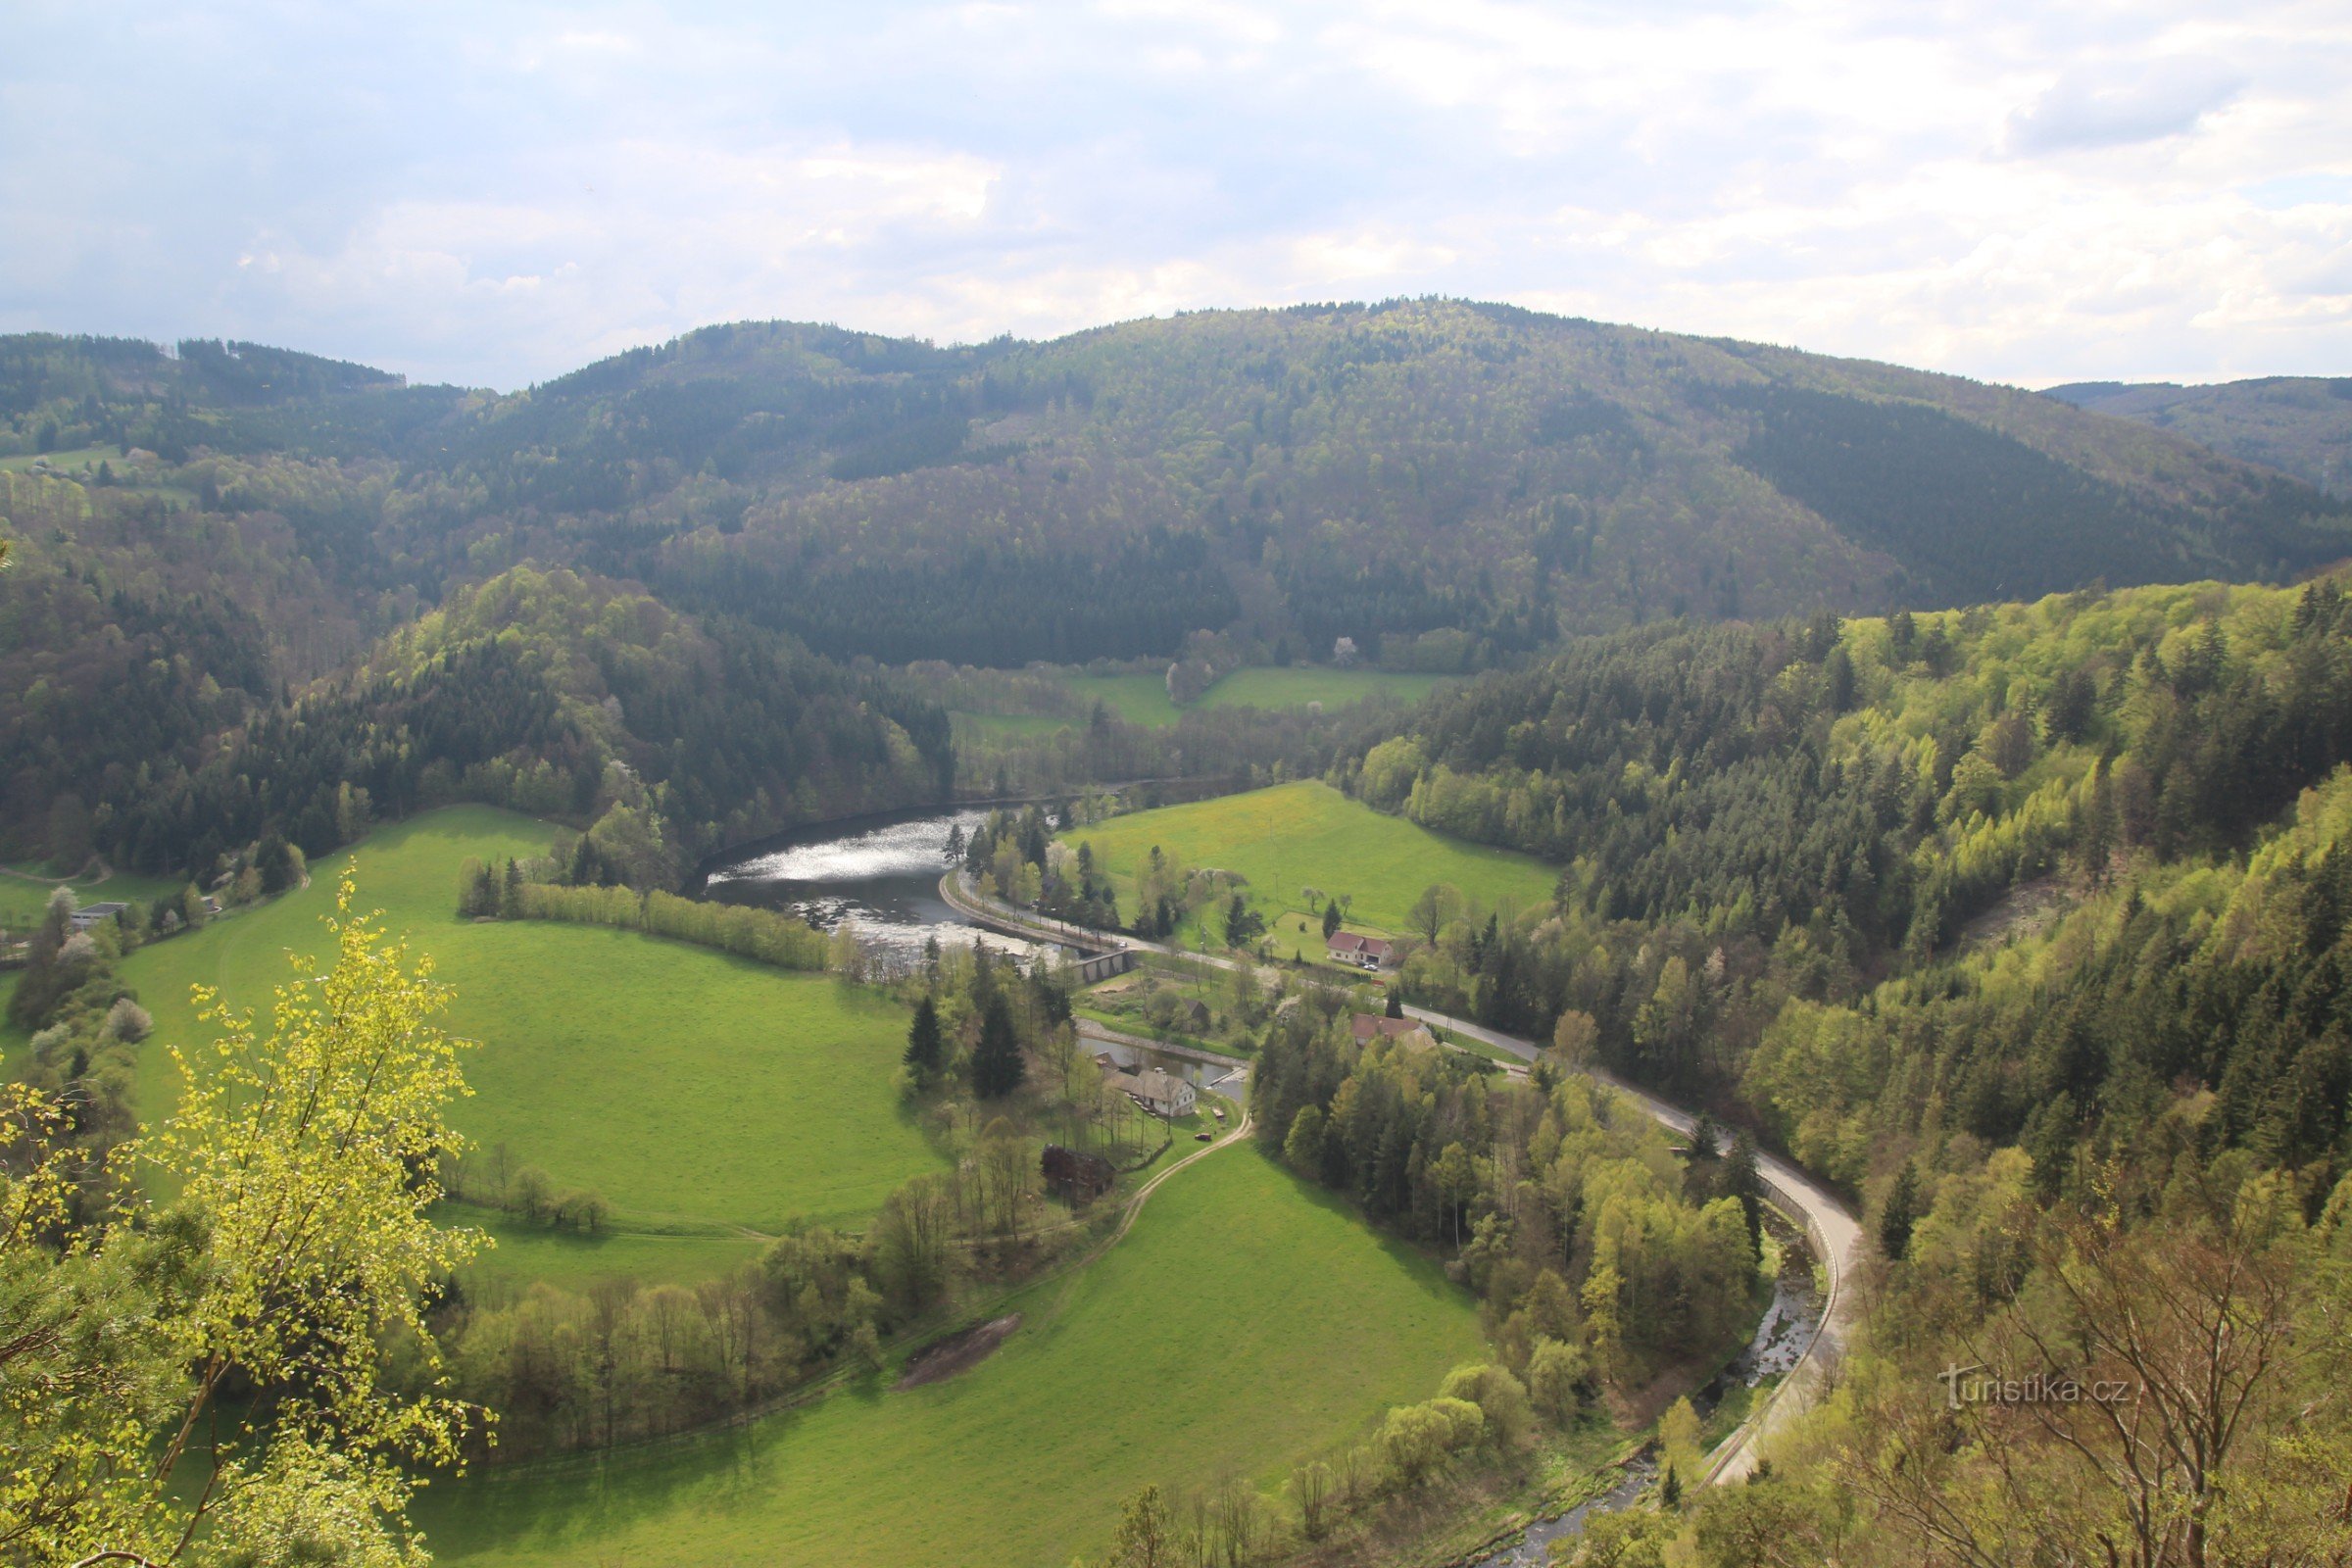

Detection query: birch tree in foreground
xmin=1 ymin=873 xmax=488 ymax=1567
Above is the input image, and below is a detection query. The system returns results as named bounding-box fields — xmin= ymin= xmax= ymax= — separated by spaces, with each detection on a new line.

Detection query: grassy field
xmin=0 ymin=445 xmax=120 ymax=473
xmin=1063 ymin=671 xmax=1183 ymax=726
xmin=1055 ymin=667 xmax=1445 ymax=731
xmin=413 ymin=1144 xmax=1488 ymax=1568
xmin=0 ymin=974 xmax=22 ymax=1068
xmin=1064 ymin=781 xmax=1557 ymax=945
xmin=0 ymin=864 xmax=185 ymax=931
xmin=1193 ymin=667 xmax=1446 ymax=712
xmin=117 ymin=808 xmax=945 ymax=1249
xmin=455 ymin=1204 xmax=766 ymax=1293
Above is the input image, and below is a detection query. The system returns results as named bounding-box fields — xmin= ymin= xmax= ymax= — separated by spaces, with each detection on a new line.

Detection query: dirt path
xmin=940 ymin=869 xmax=1855 ymax=1490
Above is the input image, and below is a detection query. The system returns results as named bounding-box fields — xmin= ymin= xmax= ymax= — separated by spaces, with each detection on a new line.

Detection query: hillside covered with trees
xmin=1316 ymin=577 xmax=2352 ymax=1561
xmin=2048 ymin=374 xmax=2352 ymax=498
xmin=9 ymin=303 xmax=2349 ymax=679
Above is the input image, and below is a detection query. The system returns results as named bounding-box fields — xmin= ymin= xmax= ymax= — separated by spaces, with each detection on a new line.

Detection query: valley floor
xmin=411 ymin=1143 xmax=1489 ymax=1568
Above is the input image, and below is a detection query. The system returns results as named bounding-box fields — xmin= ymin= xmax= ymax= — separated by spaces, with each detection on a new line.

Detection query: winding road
xmin=941 ymin=871 xmax=1860 ymax=1487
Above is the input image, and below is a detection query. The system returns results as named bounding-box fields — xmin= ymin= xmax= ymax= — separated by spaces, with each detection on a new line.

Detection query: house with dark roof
xmin=1325 ymin=930 xmax=1396 ymax=970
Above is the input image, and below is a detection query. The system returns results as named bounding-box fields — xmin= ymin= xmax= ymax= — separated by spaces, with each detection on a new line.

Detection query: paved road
xmin=941 ymin=870 xmax=1859 ymax=1485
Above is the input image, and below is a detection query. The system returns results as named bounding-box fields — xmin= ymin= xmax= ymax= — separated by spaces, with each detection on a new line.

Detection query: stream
xmin=1462 ymin=1208 xmax=1823 ymax=1566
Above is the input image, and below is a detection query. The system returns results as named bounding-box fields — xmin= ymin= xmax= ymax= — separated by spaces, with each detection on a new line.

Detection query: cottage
xmin=1325 ymin=930 xmax=1396 ymax=971
xmin=69 ymin=902 xmax=127 ymax=933
xmin=1351 ymin=1012 xmax=1438 ymax=1051
xmin=1103 ymin=1067 xmax=1198 ymax=1118
xmin=1176 ymin=997 xmax=1211 ymax=1032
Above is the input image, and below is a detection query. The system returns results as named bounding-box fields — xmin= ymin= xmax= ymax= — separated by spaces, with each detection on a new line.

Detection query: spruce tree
xmin=904 ymin=995 xmax=944 ymax=1085
xmin=1879 ymin=1159 xmax=1922 ymax=1261
xmin=1723 ymin=1131 xmax=1764 ymax=1254
xmin=1688 ymin=1108 xmax=1721 ymax=1161
xmin=972 ymin=997 xmax=1025 ymax=1098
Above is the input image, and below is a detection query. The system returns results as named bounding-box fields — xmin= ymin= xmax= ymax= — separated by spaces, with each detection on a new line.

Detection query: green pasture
xmin=1054 ymin=667 xmax=1446 ymax=731
xmin=0 ymin=445 xmax=122 ymax=474
xmin=1065 ymin=781 xmax=1557 ymax=946
xmin=0 ymin=864 xmax=184 ymax=931
xmin=1193 ymin=666 xmax=1446 ymax=712
xmin=1063 ymin=671 xmax=1182 ymax=726
xmin=116 ymin=808 xmax=944 ymax=1254
xmin=414 ymin=1144 xmax=1488 ymax=1568
xmin=453 ymin=1204 xmax=766 ymax=1294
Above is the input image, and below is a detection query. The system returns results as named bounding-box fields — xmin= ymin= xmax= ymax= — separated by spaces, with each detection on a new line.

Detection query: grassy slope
xmin=1064 ymin=671 xmax=1182 ymax=726
xmin=1065 ymin=781 xmax=1557 ymax=938
xmin=415 ymin=1145 xmax=1487 ymax=1568
xmin=1056 ymin=667 xmax=1444 ymax=732
xmin=0 ymin=865 xmax=184 ymax=930
xmin=1194 ymin=667 xmax=1446 ymax=712
xmin=118 ymin=808 xmax=944 ymax=1240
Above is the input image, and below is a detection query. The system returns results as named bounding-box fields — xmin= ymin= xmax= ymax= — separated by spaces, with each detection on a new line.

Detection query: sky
xmin=2 ymin=0 xmax=2347 ymax=392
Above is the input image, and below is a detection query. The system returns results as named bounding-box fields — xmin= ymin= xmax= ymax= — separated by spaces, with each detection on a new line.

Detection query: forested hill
xmin=2045 ymin=374 xmax=2352 ymax=499
xmin=7 ymin=303 xmax=2348 ymax=672
xmin=8 ymin=552 xmax=952 ymax=880
xmin=1332 ymin=577 xmax=2352 ymax=1185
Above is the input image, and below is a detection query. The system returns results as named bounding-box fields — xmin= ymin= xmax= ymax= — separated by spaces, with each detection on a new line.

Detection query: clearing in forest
xmin=1064 ymin=780 xmax=1557 ymax=945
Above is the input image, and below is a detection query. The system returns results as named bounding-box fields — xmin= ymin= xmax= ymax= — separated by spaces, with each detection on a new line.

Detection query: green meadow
xmin=0 ymin=864 xmax=184 ymax=931
xmin=1064 ymin=781 xmax=1558 ymax=942
xmin=1192 ymin=666 xmax=1446 ymax=712
xmin=117 ymin=808 xmax=944 ymax=1254
xmin=414 ymin=1144 xmax=1487 ymax=1568
xmin=1063 ymin=670 xmax=1184 ymax=726
xmin=1054 ymin=666 xmax=1446 ymax=730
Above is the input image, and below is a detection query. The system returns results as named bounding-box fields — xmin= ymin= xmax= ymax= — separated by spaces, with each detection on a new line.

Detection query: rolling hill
xmin=8 ymin=304 xmax=2347 ymax=672
xmin=2044 ymin=374 xmax=2352 ymax=498
xmin=10 ymin=303 xmax=2351 ymax=872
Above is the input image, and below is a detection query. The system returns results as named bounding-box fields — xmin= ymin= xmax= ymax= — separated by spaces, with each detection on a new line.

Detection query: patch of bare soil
xmin=1956 ymin=874 xmax=2079 ymax=955
xmin=894 ymin=1314 xmax=1022 ymax=1390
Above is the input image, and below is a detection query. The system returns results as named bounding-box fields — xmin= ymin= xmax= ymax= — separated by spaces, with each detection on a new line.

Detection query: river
xmin=699 ymin=808 xmax=1245 ymax=1098
xmin=699 ymin=806 xmax=1058 ymax=968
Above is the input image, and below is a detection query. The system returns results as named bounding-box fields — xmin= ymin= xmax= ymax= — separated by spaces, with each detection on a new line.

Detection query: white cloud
xmin=2 ymin=0 xmax=2348 ymax=388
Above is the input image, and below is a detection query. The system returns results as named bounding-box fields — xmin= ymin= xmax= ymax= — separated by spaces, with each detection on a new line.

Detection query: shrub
xmin=1379 ymin=1395 xmax=1485 ymax=1486
xmin=1439 ymin=1361 xmax=1534 ymax=1449
xmin=1526 ymin=1336 xmax=1588 ymax=1426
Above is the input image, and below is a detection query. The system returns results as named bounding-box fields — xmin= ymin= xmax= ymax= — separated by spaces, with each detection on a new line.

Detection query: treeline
xmin=459 ymin=859 xmax=831 ymax=972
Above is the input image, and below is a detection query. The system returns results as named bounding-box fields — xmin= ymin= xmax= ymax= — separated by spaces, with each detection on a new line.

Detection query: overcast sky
xmin=3 ymin=0 xmax=2346 ymax=391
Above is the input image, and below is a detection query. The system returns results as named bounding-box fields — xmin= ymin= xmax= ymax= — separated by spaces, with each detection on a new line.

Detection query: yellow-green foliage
xmin=506 ymin=881 xmax=829 ymax=969
xmin=119 ymin=808 xmax=944 ymax=1255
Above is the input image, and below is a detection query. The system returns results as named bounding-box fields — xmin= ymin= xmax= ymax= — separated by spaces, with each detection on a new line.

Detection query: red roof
xmin=1351 ymin=1013 xmax=1431 ymax=1044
